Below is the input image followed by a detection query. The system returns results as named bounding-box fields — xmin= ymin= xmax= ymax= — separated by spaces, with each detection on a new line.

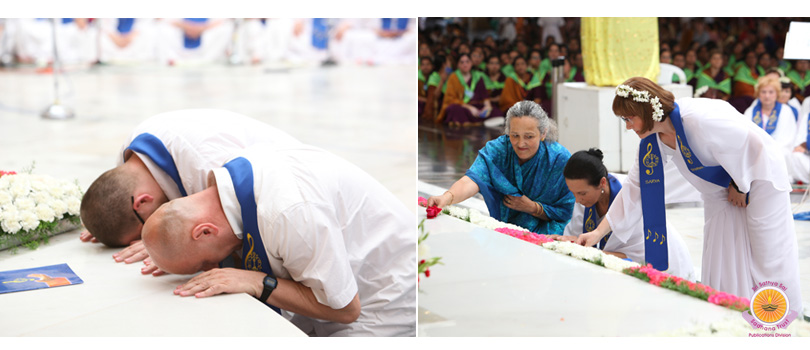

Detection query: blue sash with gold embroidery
xmin=751 ymin=101 xmax=781 ymax=135
xmin=583 ymin=174 xmax=622 ymax=250
xmin=223 ymin=157 xmax=280 ymax=314
xmin=125 ymin=133 xmax=188 ymax=197
xmin=670 ymin=103 xmax=732 ymax=188
xmin=639 ymin=135 xmax=668 ymax=271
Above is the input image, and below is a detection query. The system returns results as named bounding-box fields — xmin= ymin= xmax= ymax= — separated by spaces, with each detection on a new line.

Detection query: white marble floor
xmin=0 ymin=62 xmax=416 ymax=212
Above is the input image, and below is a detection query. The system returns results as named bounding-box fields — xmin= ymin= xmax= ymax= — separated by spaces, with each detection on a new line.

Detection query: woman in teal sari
xmin=427 ymin=101 xmax=575 ymax=235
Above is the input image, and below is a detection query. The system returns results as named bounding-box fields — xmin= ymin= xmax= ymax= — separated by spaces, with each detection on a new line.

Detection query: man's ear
xmin=132 ymin=193 xmax=155 ymax=210
xmin=191 ymin=223 xmax=219 ymax=241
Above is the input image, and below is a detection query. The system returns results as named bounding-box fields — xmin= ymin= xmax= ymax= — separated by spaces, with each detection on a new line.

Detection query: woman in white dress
xmin=561 ymin=148 xmax=695 ymax=281
xmin=577 ymin=77 xmax=802 ymax=315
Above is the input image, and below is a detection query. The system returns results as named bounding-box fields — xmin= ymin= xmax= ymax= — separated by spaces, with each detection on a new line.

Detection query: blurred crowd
xmin=418 ymin=17 xmax=810 ymax=126
xmin=0 ymin=18 xmax=416 ymax=67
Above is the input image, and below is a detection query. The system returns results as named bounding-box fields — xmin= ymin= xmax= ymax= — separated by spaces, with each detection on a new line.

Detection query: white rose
xmin=15 ymin=197 xmax=35 ymax=211
xmin=19 ymin=210 xmax=39 ymax=232
xmin=66 ymin=197 xmax=81 ymax=216
xmin=30 ymin=176 xmax=47 ymax=191
xmin=63 ymin=183 xmax=81 ymax=198
xmin=33 ymin=191 xmax=53 ymax=205
xmin=0 ymin=190 xmax=12 ymax=207
xmin=10 ymin=180 xmax=31 ymax=199
xmin=49 ymin=199 xmax=68 ymax=216
xmin=541 ymin=241 xmax=560 ymax=250
xmin=602 ymin=254 xmax=640 ymax=272
xmin=418 ymin=243 xmax=430 ymax=259
xmin=1 ymin=218 xmax=22 ymax=234
xmin=35 ymin=203 xmax=57 ymax=222
xmin=0 ymin=176 xmax=10 ymax=190
xmin=446 ymin=206 xmax=469 ymax=221
xmin=48 ymin=184 xmax=65 ymax=199
xmin=569 ymin=245 xmax=603 ymax=262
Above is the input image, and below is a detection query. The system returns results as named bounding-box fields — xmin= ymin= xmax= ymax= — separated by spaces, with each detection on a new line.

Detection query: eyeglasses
xmin=131 ymin=196 xmax=145 ymax=225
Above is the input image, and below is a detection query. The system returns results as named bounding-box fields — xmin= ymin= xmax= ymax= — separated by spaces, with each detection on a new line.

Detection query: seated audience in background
xmin=436 ymin=53 xmax=498 ymax=126
xmin=499 ymin=55 xmax=543 ymax=113
xmin=695 ymin=49 xmax=730 ymax=100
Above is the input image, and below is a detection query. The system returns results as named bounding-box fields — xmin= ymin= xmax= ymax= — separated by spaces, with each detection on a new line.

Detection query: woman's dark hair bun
xmin=586 ymin=148 xmax=604 ymax=161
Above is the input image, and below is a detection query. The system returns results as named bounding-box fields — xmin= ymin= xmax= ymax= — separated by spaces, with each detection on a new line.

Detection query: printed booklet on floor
xmin=0 ymin=263 xmax=83 ymax=294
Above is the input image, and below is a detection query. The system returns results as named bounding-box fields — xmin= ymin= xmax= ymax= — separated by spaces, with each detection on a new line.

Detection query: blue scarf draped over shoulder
xmin=466 ymin=135 xmax=575 ymax=235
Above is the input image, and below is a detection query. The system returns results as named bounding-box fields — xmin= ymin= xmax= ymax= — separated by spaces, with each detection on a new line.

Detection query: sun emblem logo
xmin=750 ymin=287 xmax=789 ymax=325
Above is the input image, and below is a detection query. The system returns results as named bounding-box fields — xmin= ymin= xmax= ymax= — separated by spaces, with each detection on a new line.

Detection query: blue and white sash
xmin=639 ymin=102 xmax=734 ymax=271
xmin=639 ymin=134 xmax=669 ymax=271
xmin=183 ymin=18 xmax=207 ymax=49
xmin=117 ymin=18 xmax=134 ymax=34
xmin=223 ymin=157 xmax=280 ymax=314
xmin=806 ymin=113 xmax=810 ymax=148
xmin=582 ymin=174 xmax=622 ymax=250
xmin=382 ymin=18 xmax=409 ymax=31
xmin=125 ymin=133 xmax=188 ymax=197
xmin=312 ymin=18 xmax=329 ymax=50
xmin=789 ymin=105 xmax=799 ymax=122
xmin=670 ymin=103 xmax=732 ymax=188
xmin=751 ymin=101 xmax=782 ymax=135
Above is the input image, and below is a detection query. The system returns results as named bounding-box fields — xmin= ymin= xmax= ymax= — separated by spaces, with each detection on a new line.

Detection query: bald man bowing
xmin=142 ymin=144 xmax=416 ymax=337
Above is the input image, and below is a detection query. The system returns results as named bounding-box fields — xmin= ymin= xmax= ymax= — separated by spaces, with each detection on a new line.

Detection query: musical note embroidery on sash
xmin=244 ymin=233 xmax=262 ymax=271
xmin=645 ymin=229 xmax=666 ymax=245
xmin=765 ymin=110 xmax=777 ymax=130
xmin=643 ymin=142 xmax=660 ymax=175
xmin=584 ymin=209 xmax=596 ymax=232
xmin=753 ymin=110 xmax=762 ymax=128
xmin=677 ymin=134 xmax=694 ymax=165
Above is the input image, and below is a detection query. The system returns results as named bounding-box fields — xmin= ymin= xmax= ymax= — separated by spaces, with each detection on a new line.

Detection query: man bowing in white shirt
xmin=141 ymin=143 xmax=416 ymax=337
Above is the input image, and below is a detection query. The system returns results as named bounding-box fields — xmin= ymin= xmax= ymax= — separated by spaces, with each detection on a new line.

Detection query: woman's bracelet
xmin=534 ymin=202 xmax=543 ymax=216
xmin=445 ymin=190 xmax=455 ymax=205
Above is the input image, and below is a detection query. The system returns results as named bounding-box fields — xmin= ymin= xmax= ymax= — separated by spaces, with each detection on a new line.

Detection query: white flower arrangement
xmin=616 ymin=84 xmax=665 ymax=122
xmin=693 ymin=85 xmax=709 ymax=98
xmin=601 ymin=253 xmax=641 ymax=273
xmin=0 ymin=171 xmax=83 ymax=251
xmin=445 ymin=205 xmax=470 ymax=222
xmin=439 ymin=202 xmax=641 ymax=272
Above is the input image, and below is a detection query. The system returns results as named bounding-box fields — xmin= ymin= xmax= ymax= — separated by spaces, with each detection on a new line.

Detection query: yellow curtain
xmin=581 ymin=17 xmax=659 ymax=86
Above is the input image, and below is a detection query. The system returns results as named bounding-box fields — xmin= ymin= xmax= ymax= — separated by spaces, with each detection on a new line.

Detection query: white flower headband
xmin=616 ymin=84 xmax=664 ymax=121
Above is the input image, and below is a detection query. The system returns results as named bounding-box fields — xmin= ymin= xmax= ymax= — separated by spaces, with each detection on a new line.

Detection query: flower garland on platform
xmin=417 ymin=219 xmax=442 ymax=286
xmin=0 ymin=168 xmax=83 ymax=252
xmin=418 ymin=196 xmax=752 ymax=312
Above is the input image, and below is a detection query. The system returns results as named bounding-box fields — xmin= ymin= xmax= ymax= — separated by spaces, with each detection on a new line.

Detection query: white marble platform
xmin=417 ymin=210 xmax=745 ymax=337
xmin=0 ymin=229 xmax=306 ymax=336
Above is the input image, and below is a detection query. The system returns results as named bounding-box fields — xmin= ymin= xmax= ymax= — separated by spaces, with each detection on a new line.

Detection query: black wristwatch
xmin=258 ymin=274 xmax=278 ymax=302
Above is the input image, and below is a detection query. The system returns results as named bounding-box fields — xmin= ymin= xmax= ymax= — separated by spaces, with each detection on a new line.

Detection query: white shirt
xmin=117 ymin=109 xmax=301 ymax=200
xmin=211 ymin=144 xmax=415 ymax=337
